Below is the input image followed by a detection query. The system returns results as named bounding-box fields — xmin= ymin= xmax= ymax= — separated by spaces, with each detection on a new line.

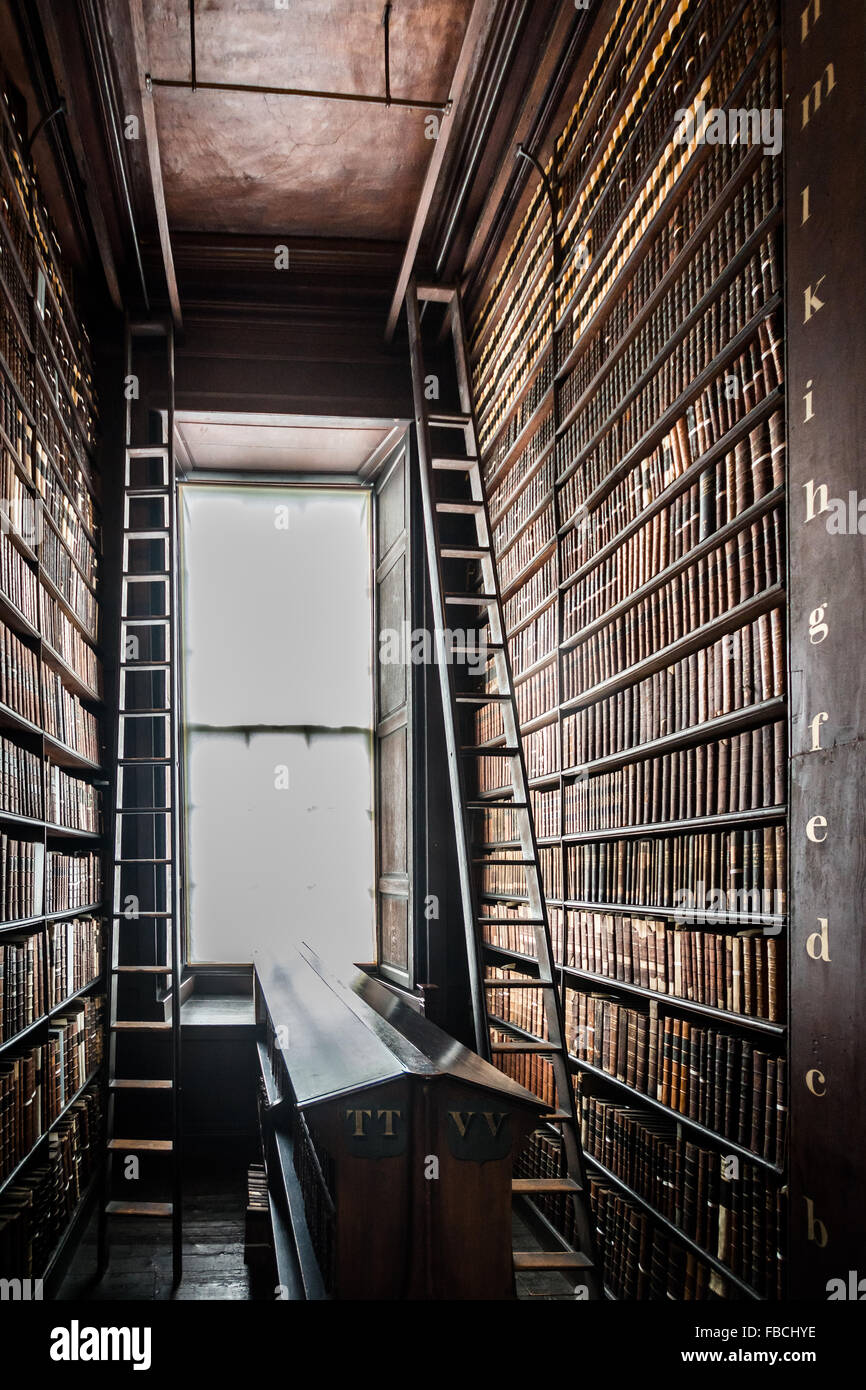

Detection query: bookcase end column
xmin=784 ymin=0 xmax=866 ymax=1300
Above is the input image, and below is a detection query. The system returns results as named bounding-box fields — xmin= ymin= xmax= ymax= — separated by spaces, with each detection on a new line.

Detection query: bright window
xmin=179 ymin=484 xmax=374 ymax=966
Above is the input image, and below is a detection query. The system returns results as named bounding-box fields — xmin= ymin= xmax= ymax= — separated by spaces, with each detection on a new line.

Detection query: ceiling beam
xmin=121 ymin=0 xmax=182 ymax=329
xmin=384 ymin=0 xmax=498 ymax=343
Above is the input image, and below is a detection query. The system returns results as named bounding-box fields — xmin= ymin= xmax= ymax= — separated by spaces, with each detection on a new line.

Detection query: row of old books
xmin=566 ymin=989 xmax=786 ymax=1165
xmin=476 ymin=663 xmax=557 ymax=742
xmin=0 ymin=525 xmax=37 ymax=627
xmin=0 ymin=1084 xmax=101 ymax=1277
xmin=561 ymin=420 xmax=784 ymax=630
xmin=560 ymin=322 xmax=783 ymax=534
xmin=562 ymin=303 xmax=782 ymax=528
xmin=563 ymin=616 xmax=784 ymax=764
xmin=40 ymin=525 xmax=97 ymax=639
xmin=590 ymin=1173 xmax=733 ymax=1300
xmin=562 ymin=142 xmax=779 ymax=379
xmin=0 ymin=918 xmax=101 ymax=1041
xmin=556 ymin=0 xmax=723 ymax=260
xmin=569 ymin=910 xmax=782 ymax=1022
xmin=491 ymin=449 xmax=554 ymax=555
xmin=514 ymin=667 xmax=558 ymax=728
xmin=502 ymin=602 xmax=555 ymax=677
xmin=0 ymin=931 xmax=45 ymax=1040
xmin=478 ymin=843 xmax=562 ymax=901
xmin=496 ymin=502 xmax=556 ymax=591
xmin=488 ymin=410 xmax=554 ymax=530
xmin=0 ymin=733 xmax=41 ymax=819
xmin=476 ymin=721 xmax=560 ymax=792
xmin=502 ymin=552 xmax=556 ymax=631
xmin=41 ymin=667 xmax=100 ymax=762
xmin=559 ymin=195 xmax=779 ymax=438
xmin=44 ymin=996 xmax=102 ymax=1119
xmin=47 ymin=764 xmax=100 ymax=832
xmin=474 ymin=791 xmax=561 ymax=846
xmin=486 ymin=970 xmax=549 ymax=1043
xmin=474 ymin=256 xmax=551 ymax=433
xmin=558 ymin=0 xmax=776 ymax=327
xmin=489 ymin=1029 xmax=556 ymax=1110
xmin=578 ymin=1090 xmax=785 ymax=1297
xmin=563 ymin=722 xmax=786 ymax=831
xmin=45 ymin=850 xmax=101 ymax=914
xmin=35 ymin=453 xmax=98 ymax=584
xmin=566 ymin=825 xmax=786 ymax=908
xmin=47 ymin=916 xmax=102 ymax=1007
xmin=0 ymin=620 xmax=38 ymax=722
xmin=561 ymin=507 xmax=784 ymax=690
xmin=514 ymin=1125 xmax=735 ymax=1299
xmin=0 ymin=835 xmax=41 ymax=920
xmin=481 ymin=904 xmax=565 ymax=964
xmin=41 ymin=590 xmax=101 ymax=696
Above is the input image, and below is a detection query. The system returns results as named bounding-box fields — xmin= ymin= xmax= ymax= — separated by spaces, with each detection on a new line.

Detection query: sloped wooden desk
xmin=253 ymin=944 xmax=547 ymax=1299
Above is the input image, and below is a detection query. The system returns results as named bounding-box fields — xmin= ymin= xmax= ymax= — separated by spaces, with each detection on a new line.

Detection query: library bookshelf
xmin=0 ymin=85 xmax=105 ymax=1287
xmin=466 ymin=0 xmax=788 ymax=1300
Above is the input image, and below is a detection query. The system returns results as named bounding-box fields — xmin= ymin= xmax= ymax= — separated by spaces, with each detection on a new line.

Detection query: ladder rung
xmin=440 ymin=545 xmax=490 ymax=560
xmin=456 ymin=693 xmax=511 ymax=704
xmin=109 ymin=1079 xmax=173 ymax=1090
xmin=490 ymin=1041 xmax=552 ymax=1054
xmin=513 ymin=1251 xmax=593 ymax=1271
xmin=431 ymin=458 xmax=478 ymax=471
xmin=435 ymin=501 xmax=484 ymax=514
xmin=108 ymin=1138 xmax=173 ymax=1152
xmin=444 ymin=593 xmax=496 ymax=605
xmin=541 ymin=1111 xmax=571 ymax=1122
xmin=116 ymin=758 xmax=172 ymax=765
xmin=450 ymin=643 xmax=503 ymax=655
xmin=126 ymin=446 xmax=169 ymax=458
xmin=416 ymin=284 xmax=455 ymax=303
xmin=427 ymin=413 xmax=472 ymax=428
xmin=467 ymin=801 xmax=529 ymax=811
xmin=111 ymin=1022 xmax=172 ymax=1031
xmin=461 ymin=745 xmax=519 ymax=756
xmin=473 ymin=858 xmax=536 ymax=866
xmin=483 ymin=978 xmax=553 ymax=988
xmin=512 ymin=1178 xmax=582 ymax=1194
xmin=112 ymin=965 xmax=171 ymax=974
xmin=105 ymin=1200 xmax=173 ymax=1217
xmin=478 ymin=916 xmax=542 ymax=926
xmin=114 ymin=858 xmax=172 ymax=865
xmin=117 ymin=708 xmax=171 ymax=716
xmin=112 ymin=911 xmax=172 ymax=919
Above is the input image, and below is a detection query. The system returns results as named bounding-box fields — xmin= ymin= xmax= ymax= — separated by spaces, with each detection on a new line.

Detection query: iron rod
xmin=146 ymin=74 xmax=448 ymax=111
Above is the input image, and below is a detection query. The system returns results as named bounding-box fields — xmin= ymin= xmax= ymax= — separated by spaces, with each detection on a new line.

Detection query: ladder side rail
xmin=406 ymin=281 xmax=489 ymax=1057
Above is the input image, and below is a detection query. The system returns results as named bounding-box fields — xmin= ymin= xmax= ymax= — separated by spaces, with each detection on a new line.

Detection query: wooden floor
xmin=58 ymin=1152 xmax=265 ymax=1301
xmin=58 ymin=1155 xmax=577 ymax=1301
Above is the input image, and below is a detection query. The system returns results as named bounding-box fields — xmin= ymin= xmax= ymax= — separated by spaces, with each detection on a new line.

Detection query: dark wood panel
xmin=784 ymin=0 xmax=866 ymax=1297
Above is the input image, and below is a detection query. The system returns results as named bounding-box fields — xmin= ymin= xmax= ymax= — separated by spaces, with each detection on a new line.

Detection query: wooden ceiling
xmin=2 ymin=0 xmax=592 ymax=362
xmin=174 ymin=411 xmax=398 ymax=475
xmin=141 ymin=0 xmax=473 ymax=242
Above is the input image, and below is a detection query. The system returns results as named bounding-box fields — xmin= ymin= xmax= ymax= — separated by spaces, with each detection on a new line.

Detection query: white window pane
xmin=181 ymin=486 xmax=372 ymax=728
xmin=179 ymin=486 xmax=374 ymax=965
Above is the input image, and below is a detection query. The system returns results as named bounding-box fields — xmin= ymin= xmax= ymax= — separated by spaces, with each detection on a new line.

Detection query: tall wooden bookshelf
xmin=0 ymin=84 xmax=106 ymax=1287
xmin=467 ymin=0 xmax=788 ymax=1299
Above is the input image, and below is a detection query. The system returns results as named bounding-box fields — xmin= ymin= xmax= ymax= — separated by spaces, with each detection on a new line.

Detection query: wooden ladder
xmin=405 ymin=280 xmax=598 ymax=1296
xmin=98 ymin=321 xmax=182 ymax=1286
